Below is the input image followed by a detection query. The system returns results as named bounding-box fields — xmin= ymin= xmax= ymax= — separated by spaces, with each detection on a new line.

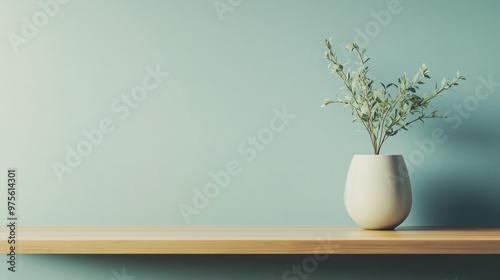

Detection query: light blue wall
xmin=1 ymin=0 xmax=499 ymax=279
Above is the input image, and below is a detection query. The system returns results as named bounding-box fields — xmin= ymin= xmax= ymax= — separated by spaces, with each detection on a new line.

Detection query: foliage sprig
xmin=322 ymin=38 xmax=465 ymax=155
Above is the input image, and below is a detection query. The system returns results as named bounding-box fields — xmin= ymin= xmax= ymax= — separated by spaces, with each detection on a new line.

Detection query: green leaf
xmin=361 ymin=104 xmax=369 ymax=114
xmin=321 ymin=39 xmax=464 ymax=154
xmin=412 ymin=72 xmax=420 ymax=83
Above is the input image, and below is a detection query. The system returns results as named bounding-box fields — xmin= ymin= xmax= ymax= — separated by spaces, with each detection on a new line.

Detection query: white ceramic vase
xmin=344 ymin=155 xmax=412 ymax=230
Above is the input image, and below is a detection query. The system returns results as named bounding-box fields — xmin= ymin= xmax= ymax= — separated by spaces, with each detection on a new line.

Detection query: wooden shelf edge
xmin=2 ymin=226 xmax=500 ymax=254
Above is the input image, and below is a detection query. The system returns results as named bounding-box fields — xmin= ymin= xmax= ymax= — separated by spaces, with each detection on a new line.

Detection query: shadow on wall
xmin=415 ymin=117 xmax=500 ymax=227
xmin=417 ymin=178 xmax=500 ymax=227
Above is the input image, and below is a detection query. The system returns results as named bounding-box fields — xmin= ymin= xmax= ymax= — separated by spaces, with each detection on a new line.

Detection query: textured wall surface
xmin=1 ymin=0 xmax=499 ymax=279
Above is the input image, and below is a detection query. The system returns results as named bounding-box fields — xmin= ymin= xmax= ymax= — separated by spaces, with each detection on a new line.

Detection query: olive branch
xmin=322 ymin=38 xmax=465 ymax=155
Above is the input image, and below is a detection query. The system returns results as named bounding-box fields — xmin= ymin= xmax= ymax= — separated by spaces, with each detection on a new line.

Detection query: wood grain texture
xmin=1 ymin=226 xmax=500 ymax=254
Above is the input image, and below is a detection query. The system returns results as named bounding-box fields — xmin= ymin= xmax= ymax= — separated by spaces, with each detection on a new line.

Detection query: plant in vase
xmin=322 ymin=38 xmax=465 ymax=229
